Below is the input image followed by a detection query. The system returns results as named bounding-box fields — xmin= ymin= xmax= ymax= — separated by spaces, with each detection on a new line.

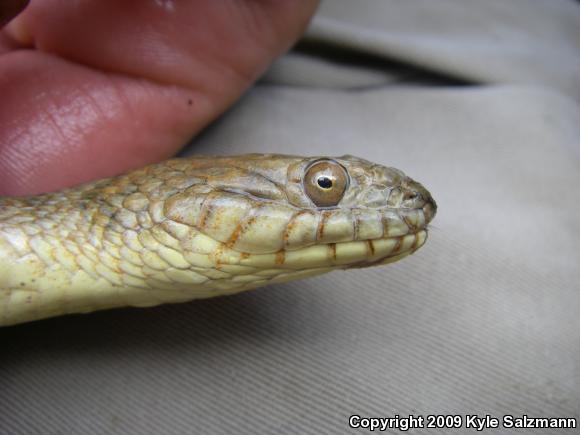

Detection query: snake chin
xmin=338 ymin=229 xmax=428 ymax=270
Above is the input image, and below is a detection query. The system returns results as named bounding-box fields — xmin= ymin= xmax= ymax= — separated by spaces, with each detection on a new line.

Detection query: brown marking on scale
xmin=391 ymin=237 xmax=403 ymax=254
xmin=410 ymin=233 xmax=420 ymax=251
xmin=316 ymin=210 xmax=332 ymax=241
xmin=275 ymin=250 xmax=286 ymax=265
xmin=366 ymin=240 xmax=375 ymax=256
xmin=282 ymin=210 xmax=309 ymax=246
xmin=352 ymin=211 xmax=360 ymax=240
xmin=402 ymin=214 xmax=418 ymax=233
xmin=197 ymin=193 xmax=215 ymax=230
xmin=212 ymin=244 xmax=224 ymax=269
xmin=240 ymin=252 xmax=250 ymax=259
xmin=378 ymin=214 xmax=391 ymax=239
xmin=226 ymin=203 xmax=262 ymax=248
xmin=328 ymin=243 xmax=337 ymax=261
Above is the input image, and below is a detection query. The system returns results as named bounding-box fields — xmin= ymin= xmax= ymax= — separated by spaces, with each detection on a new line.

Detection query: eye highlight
xmin=304 ymin=160 xmax=349 ymax=207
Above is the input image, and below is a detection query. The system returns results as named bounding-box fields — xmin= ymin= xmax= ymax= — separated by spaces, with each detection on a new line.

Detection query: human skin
xmin=0 ymin=0 xmax=319 ymax=196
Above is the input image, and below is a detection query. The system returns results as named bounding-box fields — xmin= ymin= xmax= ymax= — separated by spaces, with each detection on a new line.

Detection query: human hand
xmin=0 ymin=0 xmax=318 ymax=195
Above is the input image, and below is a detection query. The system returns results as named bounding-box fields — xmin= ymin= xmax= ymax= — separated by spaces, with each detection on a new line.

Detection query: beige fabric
xmin=2 ymin=1 xmax=579 ymax=433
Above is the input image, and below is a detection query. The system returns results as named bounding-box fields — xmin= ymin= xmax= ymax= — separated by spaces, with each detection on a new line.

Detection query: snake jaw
xmin=342 ymin=230 xmax=429 ymax=270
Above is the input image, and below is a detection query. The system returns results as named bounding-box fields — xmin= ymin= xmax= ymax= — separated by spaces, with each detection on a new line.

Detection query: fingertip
xmin=0 ymin=0 xmax=29 ymax=27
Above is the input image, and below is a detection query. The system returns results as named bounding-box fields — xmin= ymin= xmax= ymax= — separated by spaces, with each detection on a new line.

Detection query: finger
xmin=7 ymin=1 xmax=318 ymax=100
xmin=0 ymin=0 xmax=319 ymax=195
xmin=0 ymin=51 xmax=203 ymax=195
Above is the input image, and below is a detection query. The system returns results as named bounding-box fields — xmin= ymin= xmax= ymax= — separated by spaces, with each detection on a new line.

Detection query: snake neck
xmin=0 ymin=191 xmax=331 ymax=326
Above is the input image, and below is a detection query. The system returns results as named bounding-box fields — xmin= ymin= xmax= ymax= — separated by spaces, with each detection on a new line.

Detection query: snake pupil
xmin=317 ymin=176 xmax=333 ymax=189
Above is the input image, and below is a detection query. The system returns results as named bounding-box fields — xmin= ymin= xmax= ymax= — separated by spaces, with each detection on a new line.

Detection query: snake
xmin=0 ymin=154 xmax=436 ymax=326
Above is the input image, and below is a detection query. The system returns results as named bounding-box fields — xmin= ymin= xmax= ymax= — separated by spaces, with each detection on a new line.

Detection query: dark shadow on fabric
xmin=290 ymin=39 xmax=474 ymax=88
xmin=0 ymin=281 xmax=332 ymax=361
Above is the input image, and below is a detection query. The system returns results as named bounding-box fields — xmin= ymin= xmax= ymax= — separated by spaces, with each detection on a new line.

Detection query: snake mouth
xmin=237 ymin=229 xmax=428 ymax=271
xmin=337 ymin=229 xmax=428 ymax=270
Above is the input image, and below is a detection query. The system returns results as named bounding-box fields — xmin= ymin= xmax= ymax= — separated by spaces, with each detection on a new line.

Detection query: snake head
xmin=162 ymin=154 xmax=436 ymax=272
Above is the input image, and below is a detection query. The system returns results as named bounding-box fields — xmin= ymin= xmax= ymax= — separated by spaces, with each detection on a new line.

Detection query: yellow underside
xmin=0 ymin=230 xmax=425 ymax=326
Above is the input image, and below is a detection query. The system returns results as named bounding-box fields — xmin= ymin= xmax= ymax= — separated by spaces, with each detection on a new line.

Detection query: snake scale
xmin=0 ymin=154 xmax=436 ymax=326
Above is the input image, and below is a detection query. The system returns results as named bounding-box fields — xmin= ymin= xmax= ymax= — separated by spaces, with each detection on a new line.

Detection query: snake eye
xmin=304 ymin=160 xmax=349 ymax=207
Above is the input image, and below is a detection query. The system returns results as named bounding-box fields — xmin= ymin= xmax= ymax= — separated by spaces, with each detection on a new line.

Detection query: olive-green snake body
xmin=0 ymin=154 xmax=436 ymax=326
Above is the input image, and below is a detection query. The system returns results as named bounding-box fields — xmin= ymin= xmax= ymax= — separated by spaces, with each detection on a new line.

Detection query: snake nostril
xmin=403 ymin=192 xmax=420 ymax=202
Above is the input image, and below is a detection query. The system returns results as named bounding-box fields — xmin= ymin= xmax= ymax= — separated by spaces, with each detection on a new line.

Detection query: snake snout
xmin=400 ymin=178 xmax=437 ymax=226
xmin=423 ymin=195 xmax=437 ymax=226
